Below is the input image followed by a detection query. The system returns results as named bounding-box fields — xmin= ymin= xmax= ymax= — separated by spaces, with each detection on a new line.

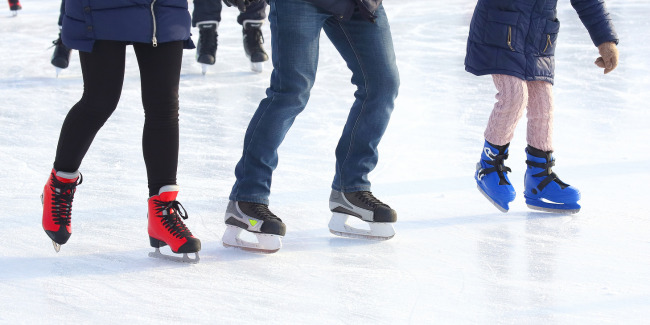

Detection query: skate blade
xmin=148 ymin=248 xmax=200 ymax=264
xmin=328 ymin=213 xmax=395 ymax=241
xmin=221 ymin=225 xmax=282 ymax=254
xmin=55 ymin=67 xmax=62 ymax=78
xmin=477 ymin=184 xmax=509 ymax=213
xmin=12 ymin=10 xmax=18 ymax=16
xmin=201 ymin=64 xmax=208 ymax=75
xmin=250 ymin=62 xmax=263 ymax=73
xmin=52 ymin=241 xmax=61 ymax=253
xmin=329 ymin=229 xmax=394 ymax=241
xmin=526 ymin=204 xmax=580 ymax=215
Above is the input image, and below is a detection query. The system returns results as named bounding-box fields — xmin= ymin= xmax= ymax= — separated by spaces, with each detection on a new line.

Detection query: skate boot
xmin=328 ymin=190 xmax=397 ymax=241
xmin=196 ymin=21 xmax=218 ymax=75
xmin=148 ymin=185 xmax=201 ymax=264
xmin=222 ymin=201 xmax=286 ymax=253
xmin=41 ymin=169 xmax=82 ymax=252
xmin=524 ymin=145 xmax=581 ymax=214
xmin=242 ymin=20 xmax=269 ymax=73
xmin=475 ymin=140 xmax=516 ymax=212
xmin=8 ymin=0 xmax=21 ymax=16
xmin=51 ymin=32 xmax=72 ymax=77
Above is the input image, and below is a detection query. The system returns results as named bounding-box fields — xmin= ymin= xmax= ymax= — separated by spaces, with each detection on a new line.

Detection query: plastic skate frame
xmin=201 ymin=64 xmax=208 ymax=75
xmin=525 ymin=197 xmax=580 ymax=215
xmin=221 ymin=225 xmax=282 ymax=254
xmin=148 ymin=248 xmax=200 ymax=264
xmin=476 ymin=184 xmax=509 ymax=213
xmin=328 ymin=212 xmax=395 ymax=241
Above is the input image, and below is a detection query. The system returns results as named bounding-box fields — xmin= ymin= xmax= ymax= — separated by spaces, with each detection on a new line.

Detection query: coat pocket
xmin=483 ymin=9 xmax=520 ymax=52
xmin=540 ymin=19 xmax=560 ymax=56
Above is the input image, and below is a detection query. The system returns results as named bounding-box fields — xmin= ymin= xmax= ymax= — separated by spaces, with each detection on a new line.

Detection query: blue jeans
xmin=229 ymin=0 xmax=399 ymax=205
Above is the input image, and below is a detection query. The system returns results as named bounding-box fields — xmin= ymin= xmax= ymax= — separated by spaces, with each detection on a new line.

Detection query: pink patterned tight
xmin=484 ymin=74 xmax=554 ymax=151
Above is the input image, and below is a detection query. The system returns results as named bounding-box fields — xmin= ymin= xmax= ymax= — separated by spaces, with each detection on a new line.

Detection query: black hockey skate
xmin=51 ymin=33 xmax=72 ymax=77
xmin=8 ymin=0 xmax=21 ymax=16
xmin=196 ymin=21 xmax=218 ymax=75
xmin=242 ymin=20 xmax=269 ymax=73
xmin=328 ymin=190 xmax=397 ymax=241
xmin=222 ymin=201 xmax=286 ymax=253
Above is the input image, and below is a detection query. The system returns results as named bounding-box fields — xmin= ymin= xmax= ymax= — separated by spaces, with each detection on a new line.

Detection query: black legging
xmin=53 ymin=40 xmax=183 ymax=196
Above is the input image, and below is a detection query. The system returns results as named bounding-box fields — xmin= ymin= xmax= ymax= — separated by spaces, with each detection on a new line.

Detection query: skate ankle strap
xmin=526 ymin=160 xmax=555 ymax=169
xmin=527 ymin=162 xmax=570 ymax=191
xmin=479 ymin=154 xmax=511 ymax=177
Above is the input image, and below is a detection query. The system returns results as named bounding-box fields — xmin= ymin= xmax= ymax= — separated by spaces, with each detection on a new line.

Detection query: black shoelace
xmin=50 ymin=34 xmax=69 ymax=53
xmin=49 ymin=172 xmax=82 ymax=227
xmin=154 ymin=200 xmax=192 ymax=239
xmin=198 ymin=28 xmax=217 ymax=54
xmin=249 ymin=203 xmax=282 ymax=222
xmin=354 ymin=191 xmax=390 ymax=209
xmin=244 ymin=27 xmax=264 ymax=51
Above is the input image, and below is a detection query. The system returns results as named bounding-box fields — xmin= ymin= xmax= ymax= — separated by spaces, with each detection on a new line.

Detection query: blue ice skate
xmin=524 ymin=146 xmax=581 ymax=214
xmin=475 ymin=140 xmax=516 ymax=212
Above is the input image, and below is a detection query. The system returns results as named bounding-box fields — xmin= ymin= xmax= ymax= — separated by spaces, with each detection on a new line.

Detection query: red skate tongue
xmin=158 ymin=185 xmax=180 ymax=202
xmin=54 ymin=169 xmax=79 ymax=184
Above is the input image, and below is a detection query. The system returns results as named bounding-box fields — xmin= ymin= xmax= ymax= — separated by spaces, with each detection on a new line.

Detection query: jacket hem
xmin=465 ymin=66 xmax=554 ymax=85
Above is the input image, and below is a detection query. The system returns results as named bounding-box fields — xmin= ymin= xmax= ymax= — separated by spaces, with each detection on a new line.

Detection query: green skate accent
xmin=249 ymin=219 xmax=258 ymax=226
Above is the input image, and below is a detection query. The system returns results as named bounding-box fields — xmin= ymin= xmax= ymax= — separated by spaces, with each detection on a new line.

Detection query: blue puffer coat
xmin=62 ymin=0 xmax=194 ymax=53
xmin=465 ymin=0 xmax=619 ymax=84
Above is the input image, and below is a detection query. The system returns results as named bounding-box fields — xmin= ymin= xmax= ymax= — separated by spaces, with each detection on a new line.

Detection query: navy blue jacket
xmin=465 ymin=0 xmax=618 ymax=84
xmin=307 ymin=0 xmax=382 ymax=20
xmin=62 ymin=0 xmax=194 ymax=53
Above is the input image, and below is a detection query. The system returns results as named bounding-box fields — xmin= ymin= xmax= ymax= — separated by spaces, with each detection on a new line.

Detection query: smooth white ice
xmin=1 ymin=0 xmax=649 ymax=324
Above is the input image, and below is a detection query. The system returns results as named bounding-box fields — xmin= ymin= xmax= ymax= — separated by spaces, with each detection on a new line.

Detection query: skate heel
xmin=149 ymin=236 xmax=167 ymax=248
xmin=328 ymin=213 xmax=395 ymax=241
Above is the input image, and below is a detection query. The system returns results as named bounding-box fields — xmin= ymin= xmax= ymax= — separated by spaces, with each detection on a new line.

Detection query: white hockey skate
xmin=222 ymin=201 xmax=286 ymax=254
xmin=328 ymin=190 xmax=397 ymax=241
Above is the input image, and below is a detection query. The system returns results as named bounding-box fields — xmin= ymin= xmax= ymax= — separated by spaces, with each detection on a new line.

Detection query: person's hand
xmin=223 ymin=0 xmax=261 ymax=13
xmin=595 ymin=42 xmax=619 ymax=74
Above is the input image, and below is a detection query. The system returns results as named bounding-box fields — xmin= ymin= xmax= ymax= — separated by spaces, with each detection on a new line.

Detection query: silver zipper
xmin=150 ymin=0 xmax=158 ymax=47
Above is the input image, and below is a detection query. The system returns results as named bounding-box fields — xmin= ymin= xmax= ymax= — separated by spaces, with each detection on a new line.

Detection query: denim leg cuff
xmin=334 ymin=185 xmax=372 ymax=193
xmin=229 ymin=195 xmax=270 ymax=205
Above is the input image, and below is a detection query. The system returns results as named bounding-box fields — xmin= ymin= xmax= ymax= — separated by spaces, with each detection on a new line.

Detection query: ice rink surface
xmin=1 ymin=0 xmax=649 ymax=324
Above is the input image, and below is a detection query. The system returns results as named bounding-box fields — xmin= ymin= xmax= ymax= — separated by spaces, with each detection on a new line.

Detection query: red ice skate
xmin=41 ymin=169 xmax=82 ymax=252
xmin=148 ymin=185 xmax=201 ymax=264
xmin=8 ymin=0 xmax=21 ymax=15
